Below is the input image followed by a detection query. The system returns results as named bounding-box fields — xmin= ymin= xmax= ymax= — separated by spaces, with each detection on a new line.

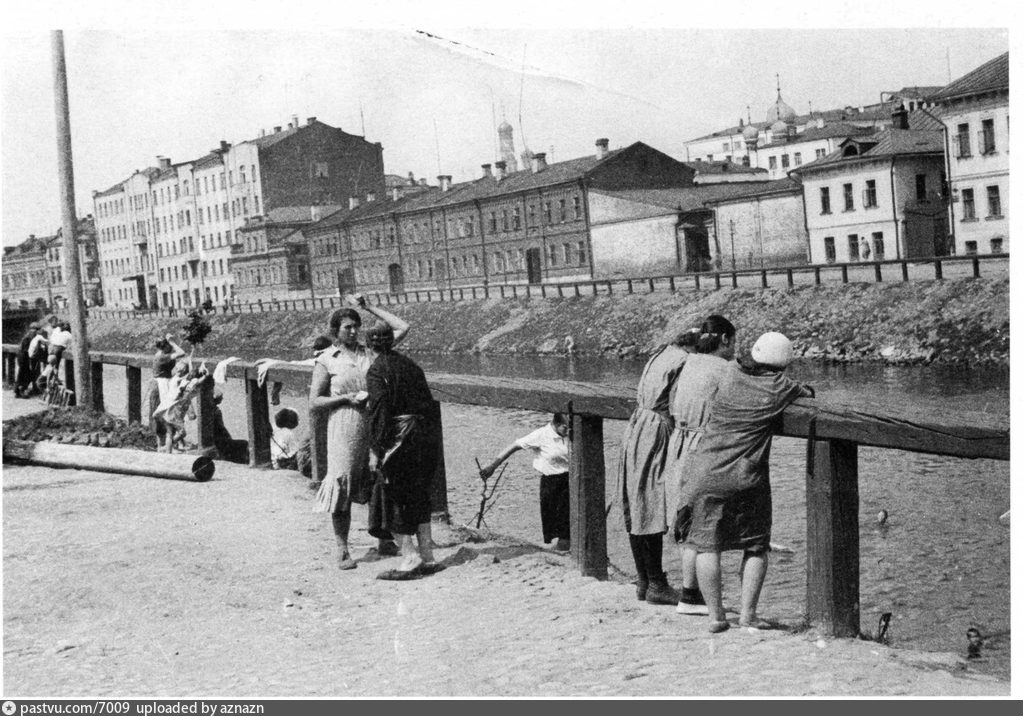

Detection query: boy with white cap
xmin=676 ymin=331 xmax=814 ymax=633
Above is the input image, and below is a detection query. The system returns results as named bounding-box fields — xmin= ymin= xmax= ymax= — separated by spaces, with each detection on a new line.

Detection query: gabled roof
xmin=795 ymin=128 xmax=943 ymax=173
xmin=930 ymin=52 xmax=1009 ymax=102
xmin=595 ymin=182 xmax=782 ymax=214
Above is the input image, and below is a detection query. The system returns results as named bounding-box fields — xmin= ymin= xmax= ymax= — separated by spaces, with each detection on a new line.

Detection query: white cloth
xmin=255 ymin=358 xmax=282 ymax=387
xmin=515 ymin=424 xmax=569 ymax=475
xmin=28 ymin=334 xmax=47 ymax=359
xmin=271 ymin=427 xmax=300 ymax=468
xmin=49 ymin=327 xmax=72 ymax=349
xmin=212 ymin=356 xmax=241 ymax=385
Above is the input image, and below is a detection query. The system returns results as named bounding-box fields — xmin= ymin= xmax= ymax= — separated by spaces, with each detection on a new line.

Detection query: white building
xmin=793 ymin=112 xmax=948 ymax=264
xmin=929 ymin=52 xmax=1009 ymax=256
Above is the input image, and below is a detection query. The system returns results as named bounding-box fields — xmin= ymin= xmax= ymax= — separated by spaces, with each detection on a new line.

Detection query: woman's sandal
xmin=738 ymin=617 xmax=774 ymax=630
xmin=708 ymin=620 xmax=730 ymax=634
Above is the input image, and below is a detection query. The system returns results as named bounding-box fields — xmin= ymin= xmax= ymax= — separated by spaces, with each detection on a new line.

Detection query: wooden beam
xmin=3 ymin=439 xmax=214 ymax=482
xmin=805 ymin=438 xmax=860 ymax=638
xmin=244 ymin=369 xmax=272 ymax=467
xmin=569 ymin=413 xmax=608 ymax=580
xmin=126 ymin=364 xmax=142 ymax=424
xmin=89 ymin=359 xmax=104 ymax=412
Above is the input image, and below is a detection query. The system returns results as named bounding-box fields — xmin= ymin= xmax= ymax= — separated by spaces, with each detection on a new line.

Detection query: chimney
xmin=408 ymin=171 xmax=416 ymax=186
xmin=438 ymin=175 xmax=452 ymax=192
xmin=349 ymin=196 xmax=360 ymax=210
xmin=419 ymin=178 xmax=428 ymax=187
xmin=292 ymin=114 xmax=299 ymax=129
xmin=892 ymin=107 xmax=910 ymax=130
xmin=495 ymin=161 xmax=507 ymax=180
xmin=481 ymin=163 xmax=493 ymax=178
xmin=274 ymin=126 xmax=282 ymax=133
xmin=220 ymin=140 xmax=231 ymax=153
xmin=532 ymin=153 xmax=547 ymax=173
xmin=287 ymin=122 xmax=293 ymax=130
xmin=306 ymin=116 xmax=317 ymax=125
xmin=391 ymin=187 xmax=401 ymax=201
xmin=816 ymin=116 xmax=825 ymax=129
xmin=157 ymin=156 xmax=171 ymax=169
xmin=366 ymin=190 xmax=377 ymax=203
xmin=595 ymin=138 xmax=610 ymax=159
xmin=311 ymin=205 xmax=323 ymax=222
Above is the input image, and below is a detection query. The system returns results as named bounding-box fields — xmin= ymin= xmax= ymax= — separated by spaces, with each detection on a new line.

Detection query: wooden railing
xmin=73 ymin=253 xmax=1009 ymax=319
xmin=2 ymin=344 xmax=1009 ymax=638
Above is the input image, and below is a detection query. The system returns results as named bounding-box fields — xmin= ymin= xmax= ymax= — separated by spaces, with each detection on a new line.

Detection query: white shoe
xmin=676 ymin=600 xmax=710 ymax=615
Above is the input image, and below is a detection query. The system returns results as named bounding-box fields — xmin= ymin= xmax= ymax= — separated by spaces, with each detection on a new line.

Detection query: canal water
xmin=105 ymin=353 xmax=1010 ymax=678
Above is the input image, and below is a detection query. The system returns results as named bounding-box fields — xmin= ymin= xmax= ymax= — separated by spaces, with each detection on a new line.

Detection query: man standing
xmin=364 ymin=320 xmax=443 ymax=579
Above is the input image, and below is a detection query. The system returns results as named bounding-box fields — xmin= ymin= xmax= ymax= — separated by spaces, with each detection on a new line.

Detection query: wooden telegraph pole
xmin=52 ymin=30 xmax=90 ymax=408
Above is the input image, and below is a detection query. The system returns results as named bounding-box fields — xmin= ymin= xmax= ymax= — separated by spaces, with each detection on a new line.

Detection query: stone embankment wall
xmin=83 ymin=278 xmax=1009 ymax=366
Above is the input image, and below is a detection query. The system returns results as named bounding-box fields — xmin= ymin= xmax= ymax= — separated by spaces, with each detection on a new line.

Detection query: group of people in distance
xmin=618 ymin=316 xmax=813 ymax=633
xmin=13 ymin=315 xmax=72 ymax=399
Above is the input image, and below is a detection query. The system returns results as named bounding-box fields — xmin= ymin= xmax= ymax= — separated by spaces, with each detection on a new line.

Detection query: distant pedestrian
xmin=14 ymin=323 xmax=40 ymax=398
xmin=479 ymin=412 xmax=571 ymax=551
xmin=859 ymin=237 xmax=871 ymax=261
xmin=617 ymin=328 xmax=700 ymax=606
xmin=27 ymin=324 xmax=48 ymax=392
xmin=678 ymin=332 xmax=814 ymax=633
xmin=365 ymin=321 xmax=443 ymax=579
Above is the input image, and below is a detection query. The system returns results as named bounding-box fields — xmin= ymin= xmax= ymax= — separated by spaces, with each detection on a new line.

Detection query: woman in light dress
xmin=309 ymin=294 xmax=410 ymax=570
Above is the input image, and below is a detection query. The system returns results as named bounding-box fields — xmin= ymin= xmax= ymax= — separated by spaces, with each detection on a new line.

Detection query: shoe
xmin=378 ymin=541 xmax=400 ymax=557
xmin=338 ymin=555 xmax=358 ymax=570
xmin=376 ymin=564 xmax=425 ymax=581
xmin=635 ymin=580 xmax=648 ymax=601
xmin=708 ymin=620 xmax=730 ymax=634
xmin=676 ymin=587 xmax=710 ymax=615
xmin=738 ymin=617 xmax=774 ymax=630
xmin=553 ymin=538 xmax=570 ymax=552
xmin=645 ymin=580 xmax=681 ymax=606
xmin=419 ymin=562 xmax=446 ymax=576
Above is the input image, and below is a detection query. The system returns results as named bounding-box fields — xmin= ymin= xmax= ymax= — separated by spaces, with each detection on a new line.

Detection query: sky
xmin=0 ymin=1 xmax=1012 ymax=247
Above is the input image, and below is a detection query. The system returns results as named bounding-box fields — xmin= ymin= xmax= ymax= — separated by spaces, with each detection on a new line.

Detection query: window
xmin=962 ymin=188 xmax=976 ymax=219
xmin=863 ymin=180 xmax=878 ymax=208
xmin=843 ymin=184 xmax=854 ymax=211
xmin=794 ymin=152 xmax=802 ymax=166
xmin=573 ymin=195 xmax=582 ymax=220
xmin=956 ymin=123 xmax=971 ymax=157
xmin=823 ymin=236 xmax=836 ymax=264
xmin=466 ymin=216 xmax=474 ymax=236
xmin=980 ymin=118 xmax=996 ymax=154
xmin=312 ymin=162 xmax=328 ymax=178
xmin=819 ymin=187 xmax=831 ymax=215
xmin=528 ymin=204 xmax=536 ymax=226
xmin=558 ymin=199 xmax=566 ymax=222
xmin=847 ymin=234 xmax=860 ymax=262
xmin=872 ymin=232 xmax=885 ymax=260
xmin=986 ymin=186 xmax=1002 ymax=217
xmin=502 ymin=210 xmax=509 ymax=232
xmin=563 ymin=243 xmax=573 ymax=264
xmin=916 ymin=175 xmax=927 ymax=202
xmin=489 ymin=212 xmax=497 ymax=233
xmin=548 ymin=244 xmax=558 ymax=266
xmin=544 ymin=202 xmax=552 ymax=224
xmin=513 ymin=207 xmax=521 ymax=230
xmin=781 ymin=154 xmax=790 ymax=169
xmin=816 ymin=148 xmax=827 ymax=159
xmin=965 ymin=241 xmax=978 ymax=255
xmin=990 ymin=238 xmax=1004 ymax=254
xmin=768 ymin=156 xmax=777 ymax=170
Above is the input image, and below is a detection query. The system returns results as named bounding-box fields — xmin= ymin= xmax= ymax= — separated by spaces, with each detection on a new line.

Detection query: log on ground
xmin=3 ymin=439 xmax=215 ymax=482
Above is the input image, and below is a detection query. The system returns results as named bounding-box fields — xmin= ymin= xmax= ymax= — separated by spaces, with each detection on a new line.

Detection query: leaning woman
xmin=147 ymin=333 xmax=186 ymax=450
xmin=679 ymin=332 xmax=814 ymax=633
xmin=617 ymin=328 xmax=700 ymax=606
xmin=309 ymin=295 xmax=410 ymax=570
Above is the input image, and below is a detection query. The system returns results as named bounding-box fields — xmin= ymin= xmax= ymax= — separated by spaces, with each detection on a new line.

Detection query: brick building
xmin=92 ymin=117 xmax=385 ymax=309
xmin=300 ymin=140 xmax=698 ymax=298
xmin=2 ymin=217 xmax=100 ymax=309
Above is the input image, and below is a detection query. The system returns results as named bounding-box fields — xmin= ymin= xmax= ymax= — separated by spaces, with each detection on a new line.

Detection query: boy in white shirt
xmin=479 ymin=413 xmax=571 ymax=551
xmin=271 ymin=407 xmax=301 ymax=470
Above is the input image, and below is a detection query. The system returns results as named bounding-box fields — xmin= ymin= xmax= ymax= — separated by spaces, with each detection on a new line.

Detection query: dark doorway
xmin=526 ymin=248 xmax=542 ymax=284
xmin=682 ymin=227 xmax=713 ymax=272
xmin=388 ymin=263 xmax=404 ymax=294
xmin=434 ymin=259 xmax=447 ymax=288
xmin=337 ymin=268 xmax=356 ymax=295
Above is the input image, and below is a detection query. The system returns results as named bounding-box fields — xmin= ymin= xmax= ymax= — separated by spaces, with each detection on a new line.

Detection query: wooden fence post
xmin=841 ymin=265 xmax=849 ymax=283
xmin=806 ymin=437 xmax=860 ymax=638
xmin=972 ymin=257 xmax=981 ymax=278
xmin=901 ymin=261 xmax=909 ymax=282
xmin=429 ymin=400 xmax=449 ymax=522
xmin=715 ymin=273 xmax=722 ymax=289
xmin=669 ymin=276 xmax=676 ymax=292
xmin=309 ymin=406 xmax=329 ymax=483
xmin=787 ymin=268 xmax=794 ymax=287
xmin=126 ymin=364 xmax=142 ymax=423
xmin=815 ymin=266 xmax=822 ymax=285
xmin=195 ymin=376 xmax=216 ymax=450
xmin=760 ymin=270 xmax=768 ymax=288
xmin=626 ymin=279 xmax=634 ymax=294
xmin=569 ymin=412 xmax=608 ymax=580
xmin=731 ymin=272 xmax=738 ymax=288
xmin=934 ymin=260 xmax=943 ymax=280
xmin=874 ymin=263 xmax=883 ymax=282
xmin=694 ymin=274 xmax=701 ymax=291
xmin=244 ymin=369 xmax=272 ymax=467
xmin=90 ymin=359 xmax=104 ymax=412
xmin=647 ymin=277 xmax=654 ymax=292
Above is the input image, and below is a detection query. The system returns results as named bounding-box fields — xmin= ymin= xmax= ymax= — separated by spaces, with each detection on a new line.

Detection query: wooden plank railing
xmin=2 ymin=344 xmax=1009 ymax=637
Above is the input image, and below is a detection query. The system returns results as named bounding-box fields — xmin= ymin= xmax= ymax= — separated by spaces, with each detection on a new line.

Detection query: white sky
xmin=0 ymin=1 xmax=1012 ymax=246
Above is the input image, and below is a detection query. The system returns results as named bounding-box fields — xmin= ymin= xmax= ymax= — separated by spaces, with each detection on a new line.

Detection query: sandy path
xmin=1 ymin=454 xmax=1007 ymax=697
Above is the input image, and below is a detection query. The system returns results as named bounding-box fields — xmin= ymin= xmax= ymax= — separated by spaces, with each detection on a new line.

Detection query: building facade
xmin=2 ymin=217 xmax=100 ymax=309
xmin=92 ymin=117 xmax=385 ymax=309
xmin=794 ymin=120 xmax=948 ymax=264
xmin=929 ymin=52 xmax=1009 ymax=256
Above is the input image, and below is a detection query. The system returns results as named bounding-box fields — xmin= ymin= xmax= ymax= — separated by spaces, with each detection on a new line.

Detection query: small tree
xmin=182 ymin=309 xmax=213 ymax=352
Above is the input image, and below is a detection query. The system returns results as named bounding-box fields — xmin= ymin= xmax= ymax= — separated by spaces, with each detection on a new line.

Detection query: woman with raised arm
xmin=147 ymin=333 xmax=186 ymax=450
xmin=309 ymin=294 xmax=409 ymax=570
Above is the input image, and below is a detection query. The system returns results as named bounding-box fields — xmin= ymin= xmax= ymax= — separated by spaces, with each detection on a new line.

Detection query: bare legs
xmin=695 ymin=548 xmax=770 ymax=631
xmin=681 ymin=545 xmax=699 ymax=590
xmin=332 ymin=511 xmax=356 ymax=569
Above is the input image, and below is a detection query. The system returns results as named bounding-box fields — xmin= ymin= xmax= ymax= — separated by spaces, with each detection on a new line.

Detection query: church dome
xmin=766 ymin=95 xmax=796 ymax=124
xmin=770 ymin=119 xmax=789 ymax=136
xmin=742 ymin=123 xmax=760 ymax=142
xmin=498 ymin=120 xmax=514 ymax=134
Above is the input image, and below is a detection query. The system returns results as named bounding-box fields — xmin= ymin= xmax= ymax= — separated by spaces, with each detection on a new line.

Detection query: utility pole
xmin=52 ymin=30 xmax=90 ymax=408
xmin=729 ymin=219 xmax=736 ymax=270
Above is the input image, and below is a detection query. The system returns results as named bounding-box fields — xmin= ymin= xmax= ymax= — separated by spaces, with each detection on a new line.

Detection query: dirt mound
xmin=3 ymin=406 xmax=158 ymax=451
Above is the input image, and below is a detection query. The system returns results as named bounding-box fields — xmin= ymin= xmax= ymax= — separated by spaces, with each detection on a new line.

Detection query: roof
xmin=757 ymin=122 xmax=876 ymax=150
xmin=930 ymin=52 xmax=1009 ymax=102
xmin=894 ymin=85 xmax=944 ymax=99
xmin=596 ymin=182 xmax=783 ymax=214
xmin=94 ymin=181 xmax=126 ymax=198
xmin=795 ymin=128 xmax=943 ymax=173
xmin=683 ymin=161 xmax=768 ymax=176
xmin=700 ymin=177 xmax=804 ymax=204
xmin=247 ymin=124 xmax=302 ymax=149
xmin=193 ymin=152 xmax=224 ymax=171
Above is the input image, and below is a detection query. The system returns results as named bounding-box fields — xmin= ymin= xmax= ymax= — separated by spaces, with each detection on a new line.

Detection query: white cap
xmin=751 ymin=331 xmax=794 ymax=368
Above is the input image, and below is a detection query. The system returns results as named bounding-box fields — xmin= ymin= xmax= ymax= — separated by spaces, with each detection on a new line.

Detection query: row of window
xmin=953 ymin=117 xmax=1004 ymax=158
xmin=821 ymin=232 xmax=887 ymax=263
xmin=160 ymin=284 xmax=232 ymax=310
xmin=964 ymin=238 xmax=1005 ymax=255
xmin=97 ymin=198 xmax=125 ymax=218
xmin=234 ymin=265 xmax=289 ymax=287
xmin=158 ymin=258 xmax=228 ymax=284
xmin=959 ymin=185 xmax=1003 ymax=221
